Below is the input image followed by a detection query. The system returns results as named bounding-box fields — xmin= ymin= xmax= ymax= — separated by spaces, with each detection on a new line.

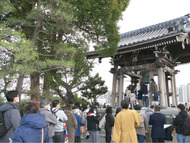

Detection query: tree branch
xmin=31 ymin=0 xmax=42 ymax=42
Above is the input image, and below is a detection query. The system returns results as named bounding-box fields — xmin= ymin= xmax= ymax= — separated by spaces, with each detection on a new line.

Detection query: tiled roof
xmin=119 ymin=14 xmax=190 ymax=48
xmin=87 ymin=14 xmax=190 ymax=58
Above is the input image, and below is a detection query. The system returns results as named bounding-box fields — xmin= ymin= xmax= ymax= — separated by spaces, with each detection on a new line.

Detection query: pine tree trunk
xmin=66 ymin=89 xmax=74 ymax=104
xmin=16 ymin=74 xmax=24 ymax=101
xmin=56 ymin=88 xmax=67 ymax=104
xmin=94 ymin=95 xmax=97 ymax=102
xmin=43 ymin=73 xmax=50 ymax=97
xmin=30 ymin=73 xmax=40 ymax=102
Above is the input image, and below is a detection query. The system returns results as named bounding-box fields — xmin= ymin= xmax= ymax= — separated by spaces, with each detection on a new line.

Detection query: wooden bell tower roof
xmin=87 ymin=14 xmax=190 ymax=68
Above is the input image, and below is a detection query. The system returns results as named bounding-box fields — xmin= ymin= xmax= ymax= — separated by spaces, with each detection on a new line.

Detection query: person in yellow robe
xmin=112 ymin=98 xmax=141 ymax=143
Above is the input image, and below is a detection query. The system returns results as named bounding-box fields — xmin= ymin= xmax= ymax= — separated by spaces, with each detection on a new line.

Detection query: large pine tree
xmin=0 ymin=0 xmax=130 ymax=103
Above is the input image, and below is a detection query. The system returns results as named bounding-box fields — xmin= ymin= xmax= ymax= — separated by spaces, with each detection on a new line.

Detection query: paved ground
xmin=81 ymin=131 xmax=173 ymax=143
xmin=81 ymin=135 xmax=173 ymax=143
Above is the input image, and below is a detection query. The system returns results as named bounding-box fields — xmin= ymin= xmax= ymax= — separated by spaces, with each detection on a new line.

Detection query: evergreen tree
xmin=80 ymin=73 xmax=108 ymax=102
xmin=0 ymin=0 xmax=130 ymax=102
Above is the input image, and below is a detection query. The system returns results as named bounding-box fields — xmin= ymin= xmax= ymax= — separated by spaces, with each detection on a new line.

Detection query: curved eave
xmin=87 ymin=33 xmax=183 ymax=59
xmin=117 ymin=33 xmax=183 ymax=55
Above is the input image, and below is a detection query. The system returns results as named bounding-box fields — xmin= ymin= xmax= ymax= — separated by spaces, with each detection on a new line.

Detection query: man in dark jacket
xmin=149 ymin=105 xmax=166 ymax=143
xmin=0 ymin=91 xmax=21 ymax=142
xmin=140 ymin=81 xmax=148 ymax=107
xmin=173 ymin=104 xmax=188 ymax=143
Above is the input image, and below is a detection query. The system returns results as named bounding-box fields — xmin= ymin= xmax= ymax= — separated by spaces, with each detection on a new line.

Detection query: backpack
xmin=182 ymin=116 xmax=190 ymax=136
xmin=0 ymin=111 xmax=8 ymax=137
xmin=51 ymin=109 xmax=64 ymax=123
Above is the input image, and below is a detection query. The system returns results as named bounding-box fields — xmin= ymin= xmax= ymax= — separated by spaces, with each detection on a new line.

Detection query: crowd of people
xmin=0 ymin=90 xmax=103 ymax=143
xmin=0 ymin=90 xmax=190 ymax=143
xmin=112 ymin=98 xmax=166 ymax=143
xmin=125 ymin=79 xmax=159 ymax=108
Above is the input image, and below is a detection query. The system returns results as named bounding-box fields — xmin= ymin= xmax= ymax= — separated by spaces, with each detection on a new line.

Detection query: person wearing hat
xmin=40 ymin=99 xmax=57 ymax=143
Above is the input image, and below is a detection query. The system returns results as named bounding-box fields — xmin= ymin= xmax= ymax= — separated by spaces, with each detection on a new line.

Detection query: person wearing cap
xmin=40 ymin=99 xmax=57 ymax=143
xmin=112 ymin=98 xmax=141 ymax=143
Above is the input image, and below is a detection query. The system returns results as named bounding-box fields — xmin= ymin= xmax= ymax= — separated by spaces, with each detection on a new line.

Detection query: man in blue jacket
xmin=149 ymin=105 xmax=166 ymax=143
xmin=0 ymin=91 xmax=21 ymax=142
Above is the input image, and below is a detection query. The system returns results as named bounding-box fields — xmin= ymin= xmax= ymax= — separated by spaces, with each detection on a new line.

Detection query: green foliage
xmin=0 ymin=0 xmax=130 ymax=102
xmin=48 ymin=42 xmax=93 ymax=104
xmin=19 ymin=101 xmax=31 ymax=117
xmin=69 ymin=0 xmax=130 ymax=57
xmin=0 ymin=98 xmax=4 ymax=107
xmin=0 ymin=0 xmax=77 ymax=75
xmin=74 ymin=95 xmax=90 ymax=105
xmin=80 ymin=73 xmax=108 ymax=102
xmin=0 ymin=24 xmax=38 ymax=76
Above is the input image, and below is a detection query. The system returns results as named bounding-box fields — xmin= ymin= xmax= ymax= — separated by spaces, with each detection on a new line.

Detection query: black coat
xmin=105 ymin=113 xmax=114 ymax=131
xmin=149 ymin=113 xmax=166 ymax=138
xmin=87 ymin=113 xmax=99 ymax=131
xmin=139 ymin=84 xmax=148 ymax=95
xmin=173 ymin=110 xmax=188 ymax=134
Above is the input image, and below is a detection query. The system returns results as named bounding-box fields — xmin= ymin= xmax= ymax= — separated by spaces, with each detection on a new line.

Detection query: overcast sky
xmin=92 ymin=0 xmax=190 ymax=91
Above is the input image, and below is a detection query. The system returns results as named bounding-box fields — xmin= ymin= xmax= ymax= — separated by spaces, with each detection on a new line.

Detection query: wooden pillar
xmin=172 ymin=72 xmax=178 ymax=106
xmin=171 ymin=74 xmax=177 ymax=106
xmin=149 ymin=71 xmax=154 ymax=105
xmin=117 ymin=76 xmax=120 ymax=105
xmin=111 ymin=65 xmax=118 ymax=106
xmin=118 ymin=73 xmax=124 ymax=106
xmin=158 ymin=66 xmax=167 ymax=107
xmin=165 ymin=76 xmax=170 ymax=106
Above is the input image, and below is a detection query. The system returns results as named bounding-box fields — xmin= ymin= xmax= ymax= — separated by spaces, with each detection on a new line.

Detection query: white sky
xmin=92 ymin=0 xmax=190 ymax=91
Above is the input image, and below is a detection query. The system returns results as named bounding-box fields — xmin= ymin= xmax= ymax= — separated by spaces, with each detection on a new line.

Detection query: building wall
xmin=187 ymin=83 xmax=190 ymax=102
xmin=178 ymin=83 xmax=190 ymax=104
